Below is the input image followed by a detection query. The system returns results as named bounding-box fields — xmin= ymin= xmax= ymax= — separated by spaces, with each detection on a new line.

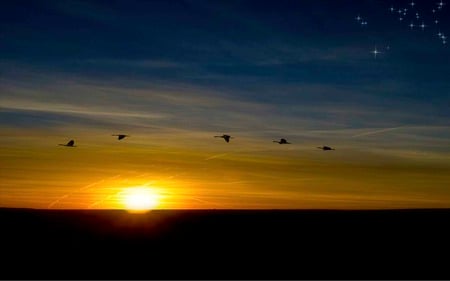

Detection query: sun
xmin=122 ymin=186 xmax=160 ymax=213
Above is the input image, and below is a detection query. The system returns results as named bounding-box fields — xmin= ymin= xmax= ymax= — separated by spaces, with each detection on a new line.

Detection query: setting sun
xmin=122 ymin=186 xmax=160 ymax=212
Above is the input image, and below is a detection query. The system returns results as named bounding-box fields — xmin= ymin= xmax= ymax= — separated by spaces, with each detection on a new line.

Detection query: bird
xmin=317 ymin=146 xmax=335 ymax=151
xmin=112 ymin=134 xmax=129 ymax=140
xmin=58 ymin=140 xmax=76 ymax=147
xmin=214 ymin=134 xmax=233 ymax=143
xmin=273 ymin=138 xmax=290 ymax=144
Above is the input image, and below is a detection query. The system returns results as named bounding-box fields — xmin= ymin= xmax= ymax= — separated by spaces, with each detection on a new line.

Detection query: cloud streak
xmin=351 ymin=127 xmax=404 ymax=138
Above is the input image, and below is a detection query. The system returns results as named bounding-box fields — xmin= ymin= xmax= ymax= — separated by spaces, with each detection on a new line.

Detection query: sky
xmin=1 ymin=0 xmax=449 ymax=210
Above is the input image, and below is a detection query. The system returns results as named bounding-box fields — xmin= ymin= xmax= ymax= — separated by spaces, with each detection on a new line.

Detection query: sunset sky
xmin=1 ymin=0 xmax=449 ymax=210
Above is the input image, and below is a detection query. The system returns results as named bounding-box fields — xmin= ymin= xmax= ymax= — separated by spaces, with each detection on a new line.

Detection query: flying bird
xmin=273 ymin=138 xmax=290 ymax=144
xmin=112 ymin=134 xmax=129 ymax=140
xmin=214 ymin=134 xmax=233 ymax=143
xmin=58 ymin=140 xmax=76 ymax=147
xmin=317 ymin=146 xmax=335 ymax=151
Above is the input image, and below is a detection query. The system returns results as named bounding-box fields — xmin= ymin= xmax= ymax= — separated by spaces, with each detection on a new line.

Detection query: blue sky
xmin=1 ymin=0 xmax=449 ymax=132
xmin=1 ymin=0 xmax=449 ymax=209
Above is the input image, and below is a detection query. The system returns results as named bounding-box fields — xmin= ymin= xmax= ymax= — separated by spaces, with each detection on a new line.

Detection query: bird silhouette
xmin=317 ymin=146 xmax=335 ymax=150
xmin=214 ymin=134 xmax=233 ymax=143
xmin=58 ymin=140 xmax=76 ymax=147
xmin=112 ymin=134 xmax=129 ymax=140
xmin=273 ymin=138 xmax=290 ymax=144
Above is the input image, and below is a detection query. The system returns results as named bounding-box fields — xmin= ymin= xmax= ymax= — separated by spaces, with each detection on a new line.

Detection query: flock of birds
xmin=58 ymin=134 xmax=335 ymax=151
xmin=58 ymin=134 xmax=129 ymax=147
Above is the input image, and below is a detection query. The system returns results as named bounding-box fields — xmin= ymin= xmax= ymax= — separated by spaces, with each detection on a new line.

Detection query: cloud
xmin=0 ymin=69 xmax=445 ymax=140
xmin=351 ymin=126 xmax=404 ymax=138
xmin=80 ymin=59 xmax=188 ymax=69
xmin=0 ymin=99 xmax=168 ymax=120
xmin=1 ymin=59 xmax=448 ymax=160
xmin=0 ymin=70 xmax=278 ymax=138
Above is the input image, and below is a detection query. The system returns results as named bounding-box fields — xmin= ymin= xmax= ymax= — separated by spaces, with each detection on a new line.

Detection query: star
xmin=419 ymin=22 xmax=427 ymax=30
xmin=437 ymin=0 xmax=446 ymax=7
xmin=371 ymin=46 xmax=382 ymax=59
xmin=435 ymin=19 xmax=439 ymax=24
xmin=390 ymin=6 xmax=395 ymax=12
xmin=410 ymin=1 xmax=416 ymax=7
xmin=409 ymin=22 xmax=415 ymax=29
xmin=356 ymin=15 xmax=362 ymax=21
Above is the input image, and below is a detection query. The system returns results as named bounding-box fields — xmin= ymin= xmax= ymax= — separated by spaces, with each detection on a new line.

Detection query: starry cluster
xmin=355 ymin=1 xmax=447 ymax=59
xmin=388 ymin=0 xmax=447 ymax=45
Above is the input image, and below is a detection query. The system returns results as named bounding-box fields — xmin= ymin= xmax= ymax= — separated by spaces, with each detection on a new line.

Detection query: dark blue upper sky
xmin=1 ymin=0 xmax=449 ymax=134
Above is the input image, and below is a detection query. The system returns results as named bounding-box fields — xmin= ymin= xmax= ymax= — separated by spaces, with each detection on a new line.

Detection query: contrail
xmin=351 ymin=127 xmax=403 ymax=138
xmin=88 ymin=192 xmax=120 ymax=209
xmin=189 ymin=196 xmax=228 ymax=208
xmin=204 ymin=153 xmax=229 ymax=160
xmin=204 ymin=150 xmax=254 ymax=161
xmin=47 ymin=174 xmax=121 ymax=209
xmin=163 ymin=188 xmax=228 ymax=208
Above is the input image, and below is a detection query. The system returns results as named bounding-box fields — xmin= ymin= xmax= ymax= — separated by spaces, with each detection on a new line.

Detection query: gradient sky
xmin=1 ymin=0 xmax=449 ymax=210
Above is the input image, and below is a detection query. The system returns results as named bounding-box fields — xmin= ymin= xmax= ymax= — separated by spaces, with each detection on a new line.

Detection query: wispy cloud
xmin=80 ymin=59 xmax=188 ymax=69
xmin=0 ymin=99 xmax=168 ymax=120
xmin=351 ymin=126 xmax=404 ymax=138
xmin=1 ymin=67 xmax=448 ymax=145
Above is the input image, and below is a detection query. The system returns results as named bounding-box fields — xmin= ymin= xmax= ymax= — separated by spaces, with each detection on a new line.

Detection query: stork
xmin=214 ymin=134 xmax=233 ymax=143
xmin=58 ymin=140 xmax=76 ymax=147
xmin=317 ymin=146 xmax=335 ymax=151
xmin=273 ymin=138 xmax=290 ymax=144
xmin=112 ymin=134 xmax=129 ymax=140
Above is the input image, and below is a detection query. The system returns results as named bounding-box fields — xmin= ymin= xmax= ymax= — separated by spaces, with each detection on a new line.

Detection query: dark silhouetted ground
xmin=1 ymin=208 xmax=449 ymax=279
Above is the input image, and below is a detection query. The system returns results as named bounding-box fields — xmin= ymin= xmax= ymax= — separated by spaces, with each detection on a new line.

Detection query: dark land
xmin=1 ymin=208 xmax=449 ymax=279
